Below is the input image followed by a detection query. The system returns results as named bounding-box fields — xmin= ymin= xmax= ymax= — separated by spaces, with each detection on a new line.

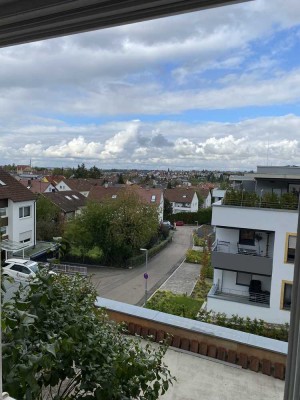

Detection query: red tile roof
xmin=164 ymin=188 xmax=197 ymax=203
xmin=88 ymin=186 xmax=162 ymax=205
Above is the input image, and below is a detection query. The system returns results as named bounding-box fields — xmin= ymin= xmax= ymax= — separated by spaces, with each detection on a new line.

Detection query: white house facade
xmin=207 ymin=166 xmax=299 ymax=324
xmin=0 ymin=168 xmax=36 ymax=255
xmin=164 ymin=189 xmax=198 ymax=214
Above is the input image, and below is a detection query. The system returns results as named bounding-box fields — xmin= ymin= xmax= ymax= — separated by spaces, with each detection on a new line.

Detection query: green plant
xmin=185 ymin=249 xmax=203 ymax=263
xmin=146 ymin=291 xmax=203 ymax=319
xmin=196 ymin=311 xmax=289 ymax=341
xmin=2 ymin=272 xmax=174 ymax=399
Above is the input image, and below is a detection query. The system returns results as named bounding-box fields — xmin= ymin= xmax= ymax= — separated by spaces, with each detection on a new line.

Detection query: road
xmin=88 ymin=225 xmax=194 ymax=305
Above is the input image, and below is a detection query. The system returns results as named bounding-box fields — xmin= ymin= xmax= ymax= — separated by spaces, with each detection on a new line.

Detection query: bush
xmin=146 ymin=291 xmax=203 ymax=319
xmin=197 ymin=310 xmax=289 ymax=341
xmin=185 ymin=249 xmax=203 ymax=263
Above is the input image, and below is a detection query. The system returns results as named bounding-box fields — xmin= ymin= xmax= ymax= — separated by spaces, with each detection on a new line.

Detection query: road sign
xmin=144 ymin=272 xmax=149 ymax=280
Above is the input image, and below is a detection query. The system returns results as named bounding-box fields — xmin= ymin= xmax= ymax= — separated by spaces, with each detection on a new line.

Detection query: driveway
xmin=88 ymin=225 xmax=194 ymax=305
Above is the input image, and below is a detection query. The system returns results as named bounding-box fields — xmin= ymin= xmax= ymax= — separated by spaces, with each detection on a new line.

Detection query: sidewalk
xmin=159 ymin=261 xmax=200 ymax=296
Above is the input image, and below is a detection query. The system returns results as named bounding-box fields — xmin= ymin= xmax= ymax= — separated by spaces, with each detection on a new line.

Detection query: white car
xmin=2 ymin=258 xmax=39 ymax=282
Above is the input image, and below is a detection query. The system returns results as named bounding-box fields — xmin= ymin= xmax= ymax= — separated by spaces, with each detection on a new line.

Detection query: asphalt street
xmin=88 ymin=225 xmax=194 ymax=305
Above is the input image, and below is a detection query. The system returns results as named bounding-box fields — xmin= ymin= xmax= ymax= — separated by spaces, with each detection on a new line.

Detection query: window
xmin=281 ymin=282 xmax=292 ymax=310
xmin=19 ymin=206 xmax=31 ymax=218
xmin=0 ymin=207 xmax=6 ymax=217
xmin=11 ymin=265 xmax=23 ymax=272
xmin=236 ymin=272 xmax=252 ymax=286
xmin=65 ymin=196 xmax=72 ymax=200
xmin=0 ymin=179 xmax=6 ymax=186
xmin=1 ymin=226 xmax=7 ymax=236
xmin=239 ymin=229 xmax=255 ymax=246
xmin=112 ymin=195 xmax=117 ymax=199
xmin=285 ymin=234 xmax=296 ymax=263
xmin=19 ymin=230 xmax=32 ymax=243
xmin=151 ymin=195 xmax=156 ymax=203
xmin=72 ymin=195 xmax=79 ymax=200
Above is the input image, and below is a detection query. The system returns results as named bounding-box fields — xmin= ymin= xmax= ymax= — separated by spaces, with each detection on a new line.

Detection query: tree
xmin=2 ymin=272 xmax=174 ymax=399
xmin=36 ymin=195 xmax=64 ymax=240
xmin=163 ymin=198 xmax=173 ymax=219
xmin=64 ymin=189 xmax=159 ymax=265
xmin=117 ymin=173 xmax=125 ymax=184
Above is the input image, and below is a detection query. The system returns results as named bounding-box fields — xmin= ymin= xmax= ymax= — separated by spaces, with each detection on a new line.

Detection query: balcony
xmin=208 ymin=284 xmax=270 ymax=307
xmin=212 ymin=241 xmax=273 ymax=276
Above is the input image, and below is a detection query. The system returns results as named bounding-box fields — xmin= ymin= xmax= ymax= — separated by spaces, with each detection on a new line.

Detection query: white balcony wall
xmin=207 ymin=296 xmax=290 ymax=324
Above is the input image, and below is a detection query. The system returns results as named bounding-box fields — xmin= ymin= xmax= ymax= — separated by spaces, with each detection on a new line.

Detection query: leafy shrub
xmin=197 ymin=310 xmax=289 ymax=341
xmin=146 ymin=291 xmax=203 ymax=319
xmin=186 ymin=249 xmax=203 ymax=263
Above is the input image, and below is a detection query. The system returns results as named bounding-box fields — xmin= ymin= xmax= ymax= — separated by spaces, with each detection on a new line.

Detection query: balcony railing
xmin=222 ymin=190 xmax=298 ymax=210
xmin=208 ymin=285 xmax=270 ymax=307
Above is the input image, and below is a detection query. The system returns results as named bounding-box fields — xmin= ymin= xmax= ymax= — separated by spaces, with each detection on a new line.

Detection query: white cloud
xmin=0 ymin=114 xmax=299 ymax=170
xmin=0 ymin=0 xmax=300 ymax=169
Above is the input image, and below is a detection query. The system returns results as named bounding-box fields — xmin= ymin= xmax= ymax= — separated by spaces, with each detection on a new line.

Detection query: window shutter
xmin=288 ymin=235 xmax=297 ymax=249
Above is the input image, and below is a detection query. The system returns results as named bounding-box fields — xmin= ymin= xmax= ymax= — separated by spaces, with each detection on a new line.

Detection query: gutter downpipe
xmin=284 ymin=198 xmax=300 ymax=400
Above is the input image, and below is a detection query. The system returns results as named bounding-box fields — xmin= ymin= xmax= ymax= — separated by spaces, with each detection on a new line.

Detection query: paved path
xmin=160 ymin=262 xmax=200 ymax=296
xmin=88 ymin=226 xmax=194 ymax=305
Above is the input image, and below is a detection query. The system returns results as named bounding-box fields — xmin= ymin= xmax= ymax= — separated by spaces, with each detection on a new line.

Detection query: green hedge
xmin=169 ymin=208 xmax=212 ymax=225
xmin=126 ymin=235 xmax=173 ymax=268
xmin=197 ymin=310 xmax=289 ymax=341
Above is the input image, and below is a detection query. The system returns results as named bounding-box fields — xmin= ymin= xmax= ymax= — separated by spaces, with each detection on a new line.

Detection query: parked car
xmin=162 ymin=220 xmax=174 ymax=230
xmin=2 ymin=258 xmax=39 ymax=282
xmin=175 ymin=221 xmax=184 ymax=226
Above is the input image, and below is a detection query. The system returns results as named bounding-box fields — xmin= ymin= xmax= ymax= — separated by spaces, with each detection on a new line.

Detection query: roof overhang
xmin=0 ymin=0 xmax=251 ymax=48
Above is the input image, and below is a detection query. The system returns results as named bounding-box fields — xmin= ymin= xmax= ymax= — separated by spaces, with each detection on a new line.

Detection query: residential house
xmin=88 ymin=186 xmax=164 ymax=221
xmin=19 ymin=179 xmax=56 ymax=194
xmin=55 ymin=178 xmax=94 ymax=197
xmin=42 ymin=191 xmax=87 ymax=220
xmin=164 ymin=188 xmax=198 ymax=214
xmin=207 ymin=165 xmax=299 ymax=324
xmin=0 ymin=167 xmax=36 ymax=249
xmin=211 ymin=188 xmax=226 ymax=203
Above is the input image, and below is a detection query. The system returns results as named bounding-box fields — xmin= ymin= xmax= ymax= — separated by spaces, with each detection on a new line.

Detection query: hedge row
xmin=126 ymin=235 xmax=173 ymax=268
xmin=169 ymin=208 xmax=212 ymax=225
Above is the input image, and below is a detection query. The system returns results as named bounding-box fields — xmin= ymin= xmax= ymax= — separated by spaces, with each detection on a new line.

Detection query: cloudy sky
xmin=1 ymin=0 xmax=300 ymax=170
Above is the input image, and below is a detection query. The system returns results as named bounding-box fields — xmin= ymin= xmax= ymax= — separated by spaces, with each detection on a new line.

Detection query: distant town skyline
xmin=0 ymin=0 xmax=299 ymax=170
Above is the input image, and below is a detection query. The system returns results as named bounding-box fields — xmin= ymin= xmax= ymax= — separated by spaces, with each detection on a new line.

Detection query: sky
xmin=1 ymin=0 xmax=300 ymax=171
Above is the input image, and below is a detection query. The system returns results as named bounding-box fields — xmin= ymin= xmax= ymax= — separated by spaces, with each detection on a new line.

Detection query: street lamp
xmin=140 ymin=248 xmax=148 ymax=305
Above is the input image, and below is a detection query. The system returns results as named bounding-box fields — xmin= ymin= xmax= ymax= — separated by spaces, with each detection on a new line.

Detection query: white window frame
xmin=19 ymin=205 xmax=31 ymax=218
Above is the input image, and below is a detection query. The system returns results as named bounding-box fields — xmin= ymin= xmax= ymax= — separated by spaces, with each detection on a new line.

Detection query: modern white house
xmin=207 ymin=166 xmax=299 ymax=324
xmin=164 ymin=188 xmax=198 ymax=214
xmin=0 ymin=168 xmax=37 ymax=256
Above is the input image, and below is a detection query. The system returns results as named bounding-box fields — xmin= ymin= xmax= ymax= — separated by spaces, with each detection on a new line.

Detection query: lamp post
xmin=260 ymin=189 xmax=264 ymax=207
xmin=140 ymin=248 xmax=148 ymax=305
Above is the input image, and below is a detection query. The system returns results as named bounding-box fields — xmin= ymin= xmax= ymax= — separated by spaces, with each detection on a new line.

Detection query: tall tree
xmin=36 ymin=195 xmax=64 ymax=240
xmin=64 ymin=189 xmax=159 ymax=265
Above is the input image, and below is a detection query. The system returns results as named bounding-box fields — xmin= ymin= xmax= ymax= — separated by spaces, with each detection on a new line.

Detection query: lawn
xmin=146 ymin=290 xmax=203 ymax=319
